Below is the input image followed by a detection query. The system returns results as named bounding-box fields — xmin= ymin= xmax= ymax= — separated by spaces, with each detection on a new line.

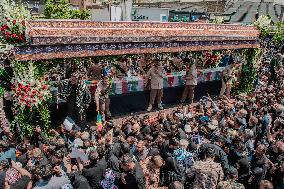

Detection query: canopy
xmin=14 ymin=20 xmax=260 ymax=61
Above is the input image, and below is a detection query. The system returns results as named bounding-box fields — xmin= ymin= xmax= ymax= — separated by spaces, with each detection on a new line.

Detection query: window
xmin=34 ymin=1 xmax=39 ymax=8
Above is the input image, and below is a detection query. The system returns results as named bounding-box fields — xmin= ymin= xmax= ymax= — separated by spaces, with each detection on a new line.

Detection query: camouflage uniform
xmin=140 ymin=157 xmax=163 ymax=189
xmin=217 ymin=180 xmax=245 ymax=189
xmin=187 ymin=159 xmax=224 ymax=189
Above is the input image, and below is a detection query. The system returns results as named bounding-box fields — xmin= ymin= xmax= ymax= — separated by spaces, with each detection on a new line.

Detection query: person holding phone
xmin=63 ymin=156 xmax=91 ymax=189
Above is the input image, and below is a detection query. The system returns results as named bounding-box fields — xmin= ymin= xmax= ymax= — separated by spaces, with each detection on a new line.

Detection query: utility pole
xmin=79 ymin=0 xmax=86 ymax=10
xmin=109 ymin=0 xmax=112 ymax=21
xmin=121 ymin=0 xmax=132 ymax=21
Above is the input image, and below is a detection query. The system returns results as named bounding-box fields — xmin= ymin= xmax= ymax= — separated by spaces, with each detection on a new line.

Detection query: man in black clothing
xmin=66 ymin=74 xmax=79 ymax=124
xmin=64 ymin=157 xmax=91 ymax=189
xmin=199 ymin=142 xmax=231 ymax=173
xmin=120 ymin=154 xmax=146 ymax=189
xmin=160 ymin=138 xmax=179 ymax=159
xmin=82 ymin=147 xmax=107 ymax=189
xmin=269 ymin=53 xmax=281 ymax=86
xmin=127 ymin=123 xmax=144 ymax=141
xmin=250 ymin=144 xmax=271 ymax=189
xmin=107 ymin=143 xmax=122 ymax=175
xmin=66 ymin=72 xmax=91 ymax=129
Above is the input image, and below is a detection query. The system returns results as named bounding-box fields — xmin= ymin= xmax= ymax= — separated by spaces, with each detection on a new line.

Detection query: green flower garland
xmin=11 ymin=61 xmax=52 ymax=137
xmin=232 ymin=48 xmax=261 ymax=95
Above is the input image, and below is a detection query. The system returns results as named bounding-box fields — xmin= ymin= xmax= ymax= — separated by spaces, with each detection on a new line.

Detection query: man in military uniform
xmin=95 ymin=76 xmax=112 ymax=121
xmin=220 ymin=63 xmax=234 ymax=98
xmin=187 ymin=148 xmax=224 ymax=189
xmin=181 ymin=57 xmax=197 ymax=104
xmin=217 ymin=167 xmax=245 ymax=189
xmin=145 ymin=59 xmax=166 ymax=111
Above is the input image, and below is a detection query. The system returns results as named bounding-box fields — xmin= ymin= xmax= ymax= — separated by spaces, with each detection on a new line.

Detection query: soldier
xmin=95 ymin=76 xmax=112 ymax=121
xmin=181 ymin=56 xmax=197 ymax=104
xmin=217 ymin=168 xmax=245 ymax=189
xmin=145 ymin=59 xmax=166 ymax=111
xmin=187 ymin=147 xmax=224 ymax=189
xmin=220 ymin=63 xmax=234 ymax=98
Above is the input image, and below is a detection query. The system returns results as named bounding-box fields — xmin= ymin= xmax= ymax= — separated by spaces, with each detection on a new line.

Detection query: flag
xmin=96 ymin=114 xmax=103 ymax=131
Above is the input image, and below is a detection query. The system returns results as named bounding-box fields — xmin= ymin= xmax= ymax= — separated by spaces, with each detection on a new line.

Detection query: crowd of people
xmin=0 ymin=49 xmax=283 ymax=189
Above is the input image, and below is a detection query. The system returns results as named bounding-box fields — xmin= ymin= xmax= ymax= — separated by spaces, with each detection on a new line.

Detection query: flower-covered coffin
xmin=14 ymin=20 xmax=260 ymax=61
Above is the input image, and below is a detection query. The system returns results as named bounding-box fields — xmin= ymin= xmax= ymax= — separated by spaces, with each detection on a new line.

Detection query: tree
xmin=44 ymin=0 xmax=90 ymax=20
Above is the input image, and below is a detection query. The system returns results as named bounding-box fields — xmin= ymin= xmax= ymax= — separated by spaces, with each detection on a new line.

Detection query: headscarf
xmin=100 ymin=169 xmax=118 ymax=189
xmin=173 ymin=148 xmax=194 ymax=169
xmin=5 ymin=168 xmax=21 ymax=185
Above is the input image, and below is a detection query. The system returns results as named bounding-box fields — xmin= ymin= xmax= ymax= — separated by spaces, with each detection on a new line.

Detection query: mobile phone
xmin=7 ymin=158 xmax=12 ymax=165
xmin=71 ymin=158 xmax=77 ymax=165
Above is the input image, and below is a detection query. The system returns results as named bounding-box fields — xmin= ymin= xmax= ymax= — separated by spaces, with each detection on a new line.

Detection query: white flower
xmin=254 ymin=15 xmax=271 ymax=29
xmin=213 ymin=16 xmax=224 ymax=24
xmin=0 ymin=0 xmax=30 ymax=22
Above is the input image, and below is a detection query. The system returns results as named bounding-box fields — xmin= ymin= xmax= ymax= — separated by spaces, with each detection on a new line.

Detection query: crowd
xmin=0 ymin=49 xmax=283 ymax=189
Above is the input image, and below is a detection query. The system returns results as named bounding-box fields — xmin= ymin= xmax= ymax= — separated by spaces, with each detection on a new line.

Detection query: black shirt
xmin=82 ymin=157 xmax=107 ymax=189
xmin=122 ymin=162 xmax=145 ymax=189
xmin=10 ymin=175 xmax=30 ymax=189
xmin=0 ymin=171 xmax=5 ymax=189
xmin=68 ymin=172 xmax=91 ymax=189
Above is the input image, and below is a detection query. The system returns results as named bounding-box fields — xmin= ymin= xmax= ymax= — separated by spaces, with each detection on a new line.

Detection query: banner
xmin=86 ymin=67 xmax=225 ymax=95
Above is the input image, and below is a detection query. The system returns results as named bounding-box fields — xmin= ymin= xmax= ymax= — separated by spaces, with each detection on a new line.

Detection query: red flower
xmin=5 ymin=31 xmax=10 ymax=37
xmin=12 ymin=20 xmax=16 ymax=25
xmin=11 ymin=34 xmax=17 ymax=38
xmin=1 ymin=24 xmax=8 ymax=31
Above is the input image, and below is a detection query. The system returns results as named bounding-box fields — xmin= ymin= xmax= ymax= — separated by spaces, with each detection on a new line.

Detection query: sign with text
xmin=132 ymin=8 xmax=169 ymax=22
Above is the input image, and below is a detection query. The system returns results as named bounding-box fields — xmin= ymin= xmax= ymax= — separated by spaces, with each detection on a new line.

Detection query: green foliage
xmin=70 ymin=9 xmax=91 ymax=20
xmin=12 ymin=108 xmax=35 ymax=137
xmin=0 ymin=0 xmax=29 ymax=45
xmin=44 ymin=0 xmax=70 ymax=19
xmin=232 ymin=48 xmax=260 ymax=95
xmin=212 ymin=16 xmax=224 ymax=24
xmin=0 ymin=87 xmax=4 ymax=97
xmin=170 ymin=15 xmax=190 ymax=22
xmin=0 ymin=0 xmax=31 ymax=22
xmin=254 ymin=15 xmax=272 ymax=39
xmin=254 ymin=16 xmax=284 ymax=43
xmin=39 ymin=105 xmax=51 ymax=132
xmin=11 ymin=61 xmax=52 ymax=137
xmin=272 ymin=22 xmax=284 ymax=45
xmin=44 ymin=0 xmax=90 ymax=20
